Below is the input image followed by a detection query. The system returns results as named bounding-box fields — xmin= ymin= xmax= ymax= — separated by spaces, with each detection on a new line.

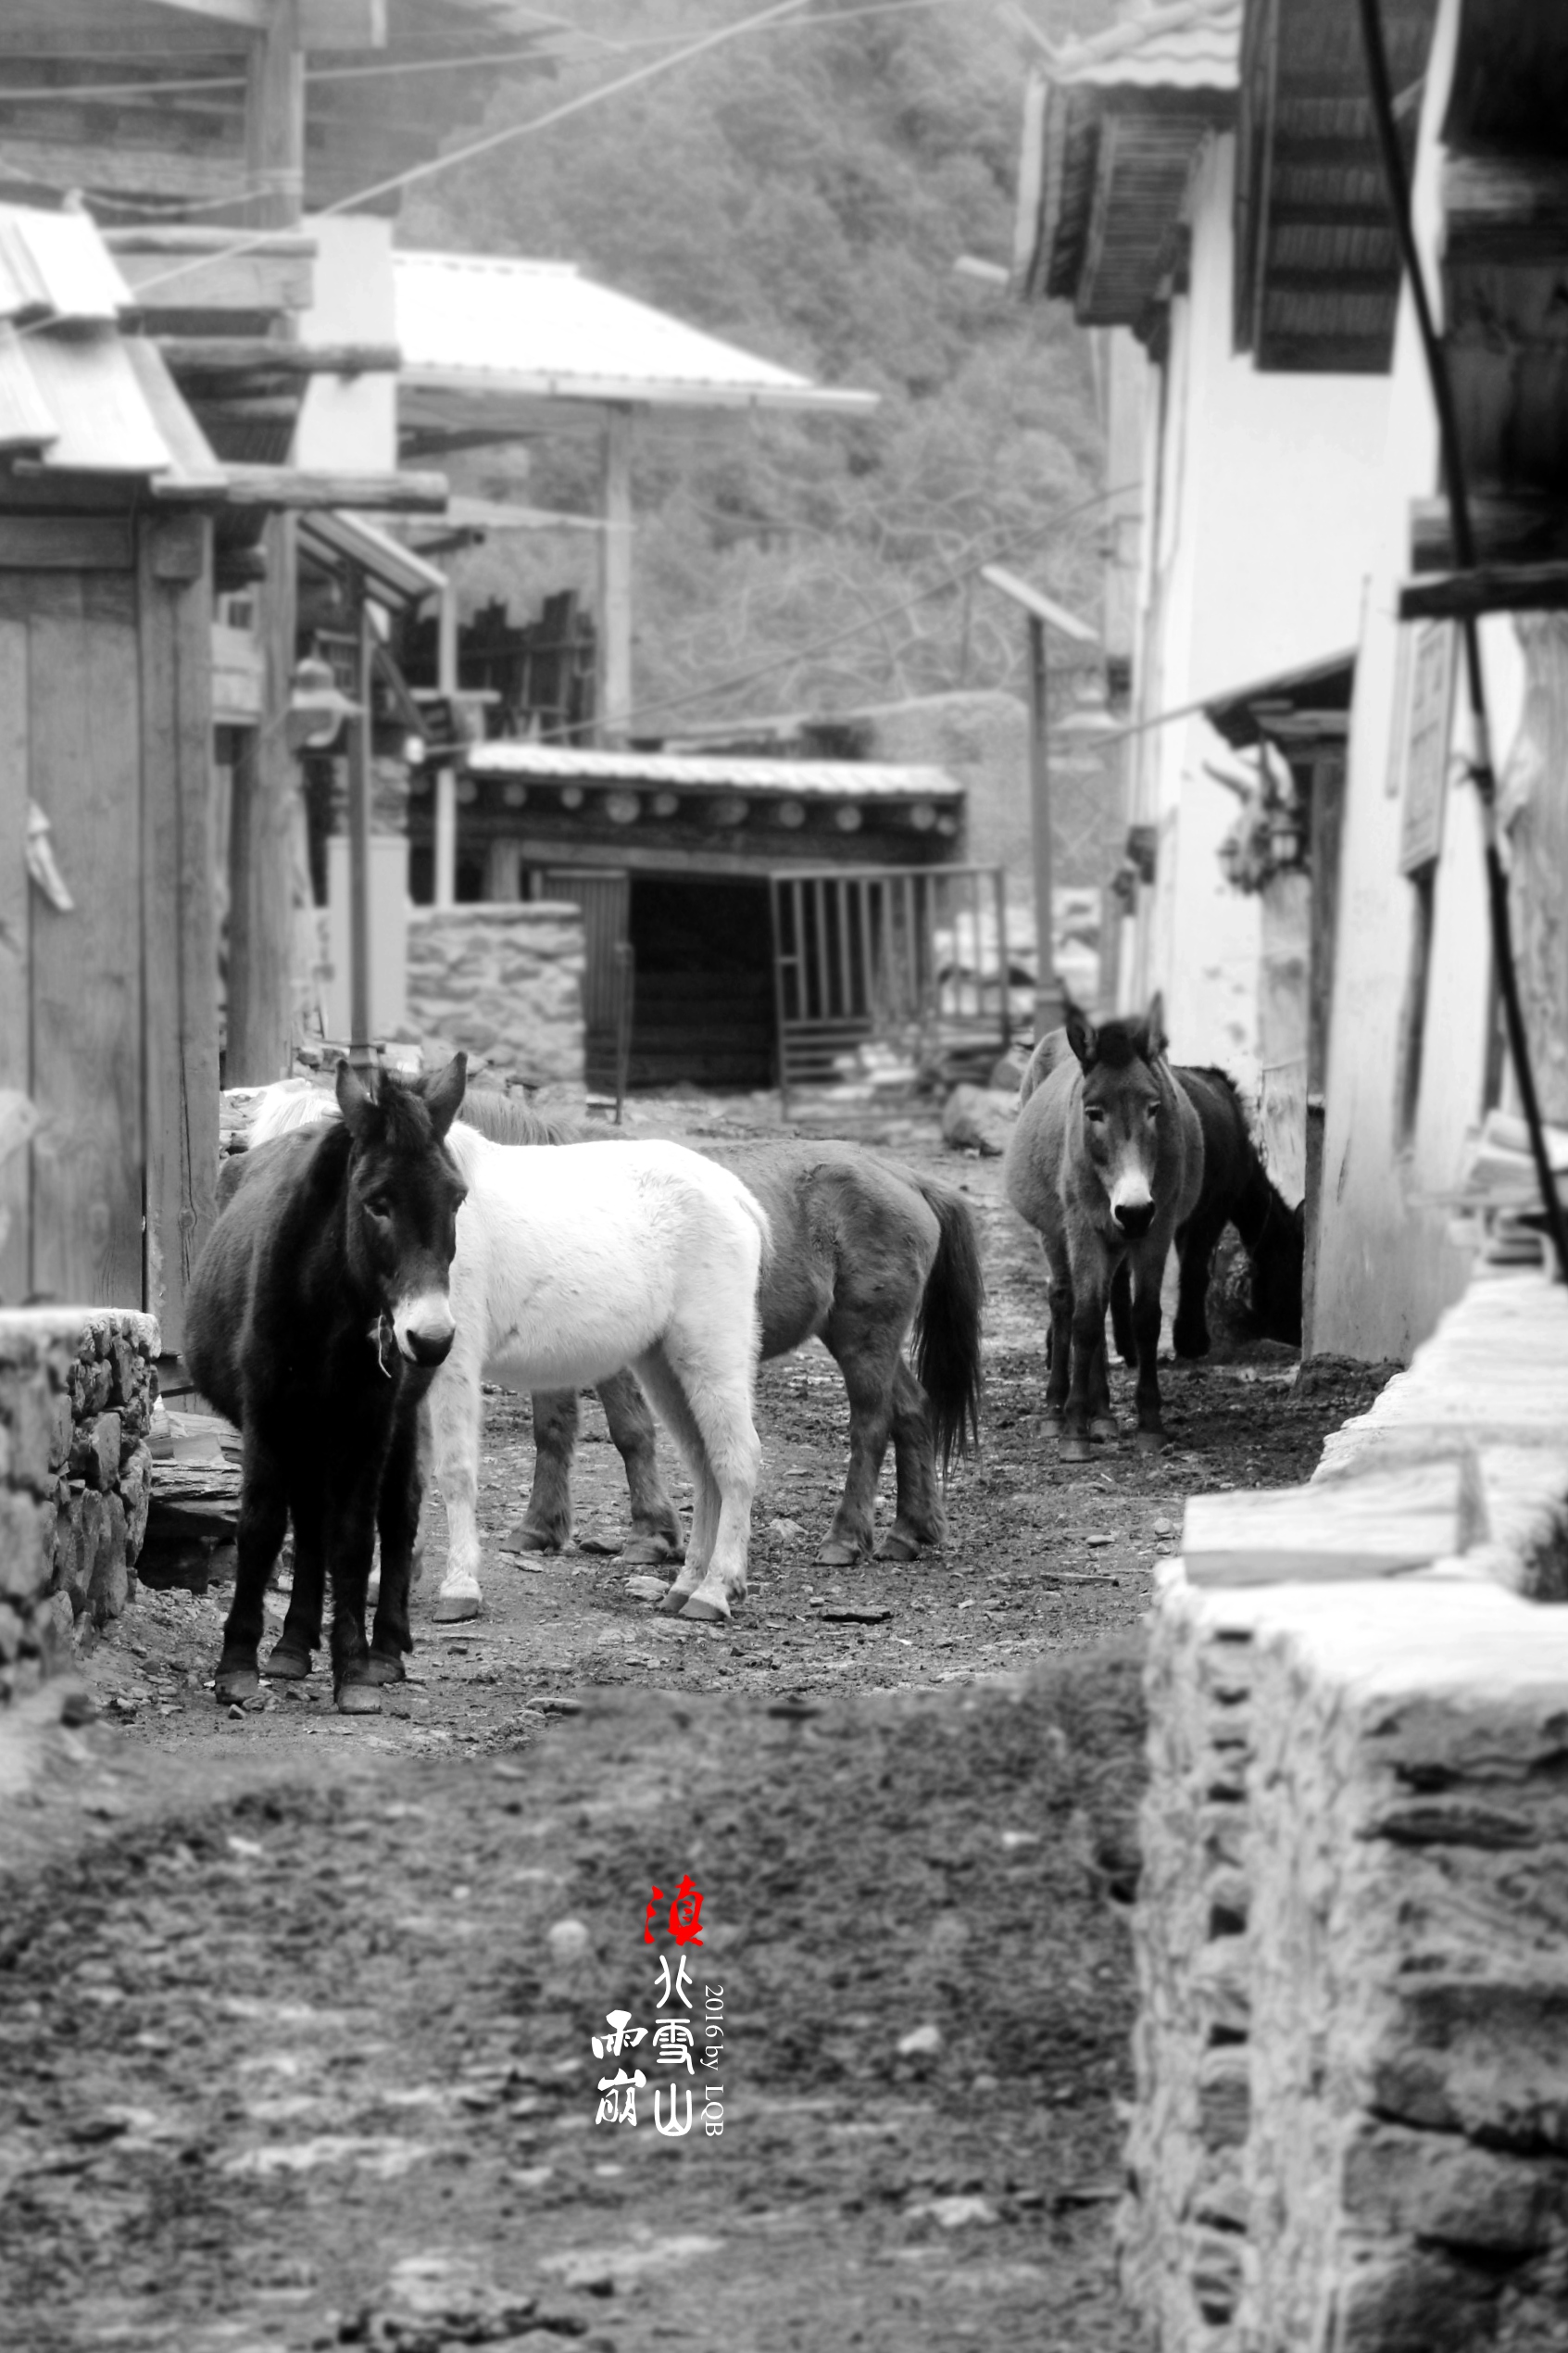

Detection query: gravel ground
xmin=0 ymin=1103 xmax=1395 ymax=2352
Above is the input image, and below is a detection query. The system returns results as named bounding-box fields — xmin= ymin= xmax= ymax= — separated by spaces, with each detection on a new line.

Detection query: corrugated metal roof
xmin=467 ymin=743 xmax=962 ymax=802
xmin=395 ymin=252 xmax=878 ymax=417
xmin=1043 ymin=0 xmax=1241 ymax=90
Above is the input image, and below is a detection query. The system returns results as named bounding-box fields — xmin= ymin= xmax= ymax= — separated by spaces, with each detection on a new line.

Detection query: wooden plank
xmin=596 ymin=405 xmax=633 ymax=748
xmin=28 ymin=572 xmax=144 ymax=1309
xmin=1410 ymin=495 xmax=1568 ymax=574
xmin=111 ymin=243 xmax=314 ymax=320
xmin=0 ymin=619 xmax=28 ymax=1304
xmin=158 ymin=336 xmax=402 ymax=375
xmin=1179 ymin=1456 xmax=1484 ymax=1587
xmin=154 ymin=462 xmax=447 ymax=510
xmin=0 ymin=514 xmax=133 ymax=572
xmin=141 ymin=515 xmax=220 ymax=1354
xmin=145 ymin=0 xmax=270 ymax=26
xmin=1443 ymin=153 xmax=1568 ymax=267
xmin=1399 ymin=563 xmax=1568 ymax=623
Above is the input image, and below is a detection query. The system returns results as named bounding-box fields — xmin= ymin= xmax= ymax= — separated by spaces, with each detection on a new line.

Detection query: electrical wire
xmin=557 ymin=479 xmax=1133 ymax=737
xmin=1357 ymin=0 xmax=1568 ymax=1283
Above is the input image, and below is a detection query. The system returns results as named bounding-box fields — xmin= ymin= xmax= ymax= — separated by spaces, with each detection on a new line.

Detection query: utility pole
xmin=226 ymin=0 xmax=305 ymax=1084
xmin=980 ymin=565 xmax=1099 ymax=1042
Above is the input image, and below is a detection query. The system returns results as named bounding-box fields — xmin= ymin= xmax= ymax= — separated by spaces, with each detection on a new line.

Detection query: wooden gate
xmin=771 ymin=864 xmax=1010 ymax=1106
xmin=542 ymin=868 xmax=631 ymax=1097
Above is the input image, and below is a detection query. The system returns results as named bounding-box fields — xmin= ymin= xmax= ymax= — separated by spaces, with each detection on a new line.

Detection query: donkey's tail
xmin=909 ymin=1176 xmax=985 ymax=1476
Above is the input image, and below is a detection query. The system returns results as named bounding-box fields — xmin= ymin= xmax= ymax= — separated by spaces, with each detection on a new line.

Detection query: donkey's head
xmin=336 ymin=1053 xmax=469 ymax=1366
xmin=1065 ymin=993 xmax=1171 ymax=1240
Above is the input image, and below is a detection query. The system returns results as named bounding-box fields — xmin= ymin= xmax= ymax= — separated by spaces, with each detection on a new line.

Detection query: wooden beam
xmin=155 ymin=463 xmax=449 ymax=509
xmin=1410 ymin=495 xmax=1568 ymax=573
xmin=1444 ymin=153 xmax=1568 ymax=268
xmin=597 ymin=405 xmax=633 ymax=749
xmin=158 ymin=337 xmax=402 ymax=376
xmin=110 ymin=238 xmax=315 ymax=320
xmin=981 ymin=564 xmax=1098 ymax=642
xmin=1399 ymin=562 xmax=1568 ymax=623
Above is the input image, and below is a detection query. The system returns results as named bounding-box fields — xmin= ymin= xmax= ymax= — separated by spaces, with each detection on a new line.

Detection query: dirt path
xmin=1 ymin=1114 xmax=1392 ymax=2352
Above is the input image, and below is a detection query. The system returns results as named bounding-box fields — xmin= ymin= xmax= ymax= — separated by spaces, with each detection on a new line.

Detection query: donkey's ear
xmin=1064 ymin=1001 xmax=1098 ymax=1070
xmin=1143 ymin=990 xmax=1168 ymax=1060
xmin=335 ymin=1057 xmax=376 ymax=1139
xmin=421 ymin=1051 xmax=468 ymax=1141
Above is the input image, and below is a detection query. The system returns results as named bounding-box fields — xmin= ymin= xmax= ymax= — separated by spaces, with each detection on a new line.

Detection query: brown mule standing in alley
xmin=1004 ymin=996 xmax=1202 ymax=1462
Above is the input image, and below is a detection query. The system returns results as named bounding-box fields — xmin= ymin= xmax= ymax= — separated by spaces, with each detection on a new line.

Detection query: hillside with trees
xmin=405 ymin=0 xmax=1114 ymax=736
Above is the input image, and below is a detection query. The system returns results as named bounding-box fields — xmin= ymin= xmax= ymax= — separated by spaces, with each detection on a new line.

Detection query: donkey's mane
xmin=246 ymin=1073 xmax=579 ymax=1153
xmin=454 ymin=1087 xmax=582 ymax=1149
xmin=1088 ymin=1016 xmax=1156 ymax=1071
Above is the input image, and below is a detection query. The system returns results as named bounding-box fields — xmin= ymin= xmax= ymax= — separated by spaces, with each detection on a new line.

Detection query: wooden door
xmin=543 ymin=868 xmax=630 ymax=1095
xmin=0 ymin=511 xmax=217 ymax=1347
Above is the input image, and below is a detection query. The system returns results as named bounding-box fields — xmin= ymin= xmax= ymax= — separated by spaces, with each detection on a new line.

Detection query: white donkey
xmin=244 ymin=1082 xmax=770 ymax=1632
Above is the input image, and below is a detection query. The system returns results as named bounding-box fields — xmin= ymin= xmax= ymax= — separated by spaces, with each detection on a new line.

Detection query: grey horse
xmin=1003 ymin=994 xmax=1203 ymax=1461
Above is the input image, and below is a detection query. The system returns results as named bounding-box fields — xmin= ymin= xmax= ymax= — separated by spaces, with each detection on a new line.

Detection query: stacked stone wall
xmin=0 ymin=1308 xmax=159 ymax=1701
xmin=405 ymin=902 xmax=585 ymax=1088
xmin=1126 ymin=1265 xmax=1568 ymax=2351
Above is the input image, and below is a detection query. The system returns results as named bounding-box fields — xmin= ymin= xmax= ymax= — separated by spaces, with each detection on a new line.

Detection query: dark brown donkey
xmin=447 ymin=1095 xmax=985 ymax=1570
xmin=187 ymin=1056 xmax=468 ymax=1712
xmin=1003 ymin=996 xmax=1202 ymax=1461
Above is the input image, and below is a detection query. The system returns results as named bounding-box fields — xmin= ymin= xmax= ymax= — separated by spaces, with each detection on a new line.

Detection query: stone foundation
xmin=1125 ymin=1265 xmax=1568 ymax=2351
xmin=0 ymin=1308 xmax=159 ymax=1701
xmin=405 ymin=902 xmax=585 ymax=1088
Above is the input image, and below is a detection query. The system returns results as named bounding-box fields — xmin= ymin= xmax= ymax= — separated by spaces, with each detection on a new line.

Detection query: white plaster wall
xmin=295 ymin=213 xmax=398 ymax=472
xmin=1311 ymin=0 xmax=1525 ymax=1361
xmin=1129 ymin=136 xmax=1389 ymax=1089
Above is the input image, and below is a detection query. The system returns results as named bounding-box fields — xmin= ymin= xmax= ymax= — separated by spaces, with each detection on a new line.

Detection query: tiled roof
xmin=467 ymin=743 xmax=961 ymax=802
xmin=395 ymin=253 xmax=878 ymax=417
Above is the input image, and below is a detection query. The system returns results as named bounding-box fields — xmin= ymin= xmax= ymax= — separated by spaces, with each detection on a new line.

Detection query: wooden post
xmin=225 ymin=0 xmax=304 ymax=1085
xmin=347 ymin=566 xmax=375 ymax=1074
xmin=597 ymin=404 xmax=633 ymax=748
xmin=435 ymin=575 xmax=458 ymax=907
xmin=1500 ymin=611 xmax=1568 ymax=1124
xmin=1028 ymin=611 xmax=1064 ymax=1039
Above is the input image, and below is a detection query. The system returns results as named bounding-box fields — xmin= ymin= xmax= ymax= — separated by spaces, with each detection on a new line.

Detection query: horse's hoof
xmin=1089 ymin=1416 xmax=1119 ymax=1443
xmin=1060 ymin=1434 xmax=1093 ymax=1465
xmin=622 ymin=1535 xmax=675 ymax=1567
xmin=503 ymin=1523 xmax=558 ymax=1554
xmin=215 ymin=1664 xmax=260 ymax=1706
xmin=875 ymin=1533 xmax=921 ymax=1564
xmin=363 ymin=1650 xmax=407 ymax=1685
xmin=263 ymin=1638 xmax=312 ymax=1681
xmin=366 ymin=1572 xmax=381 ymax=1608
xmin=433 ymin=1579 xmax=482 ymax=1622
xmin=1134 ymin=1428 xmax=1167 ymax=1455
xmin=678 ymin=1593 xmax=732 ymax=1624
xmin=334 ymin=1680 xmax=383 ymax=1717
xmin=656 ymin=1585 xmax=696 ymax=1616
xmin=813 ymin=1540 xmax=862 ymax=1569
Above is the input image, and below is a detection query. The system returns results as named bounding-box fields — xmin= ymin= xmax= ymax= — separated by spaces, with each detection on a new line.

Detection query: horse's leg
xmin=598 ymin=1369 xmax=684 ymax=1566
xmin=641 ymin=1348 xmax=716 ymax=1611
xmin=646 ymin=1339 xmax=760 ymax=1625
xmin=881 ymin=1357 xmax=947 ymax=1563
xmin=1130 ymin=1242 xmax=1171 ymax=1452
xmin=1088 ymin=1315 xmax=1117 ymax=1443
xmin=814 ymin=1314 xmax=900 ymax=1567
xmin=368 ymin=1404 xmax=422 ymax=1682
xmin=1173 ymin=1207 xmax=1224 ymax=1359
xmin=265 ymin=1464 xmax=324 ymax=1680
xmin=511 ymin=1388 xmax=578 ymax=1554
xmin=324 ymin=1471 xmax=383 ymax=1714
xmin=426 ymin=1350 xmax=485 ymax=1623
xmin=1110 ymin=1260 xmax=1136 ymax=1366
xmin=1044 ymin=1259 xmax=1073 ymax=1423
xmin=1060 ymin=1256 xmax=1107 ymax=1466
xmin=216 ymin=1422 xmax=290 ymax=1706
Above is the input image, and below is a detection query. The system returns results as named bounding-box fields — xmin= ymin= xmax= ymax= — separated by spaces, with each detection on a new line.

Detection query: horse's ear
xmin=1064 ymin=1001 xmax=1098 ymax=1070
xmin=335 ymin=1057 xmax=376 ymax=1139
xmin=1144 ymin=990 xmax=1168 ymax=1061
xmin=421 ymin=1051 xmax=468 ymax=1141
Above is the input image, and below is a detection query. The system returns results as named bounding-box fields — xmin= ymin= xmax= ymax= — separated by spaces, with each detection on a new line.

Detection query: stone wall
xmin=405 ymin=902 xmax=585 ymax=1089
xmin=0 ymin=1308 xmax=159 ymax=1702
xmin=1125 ymin=1265 xmax=1568 ymax=2351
